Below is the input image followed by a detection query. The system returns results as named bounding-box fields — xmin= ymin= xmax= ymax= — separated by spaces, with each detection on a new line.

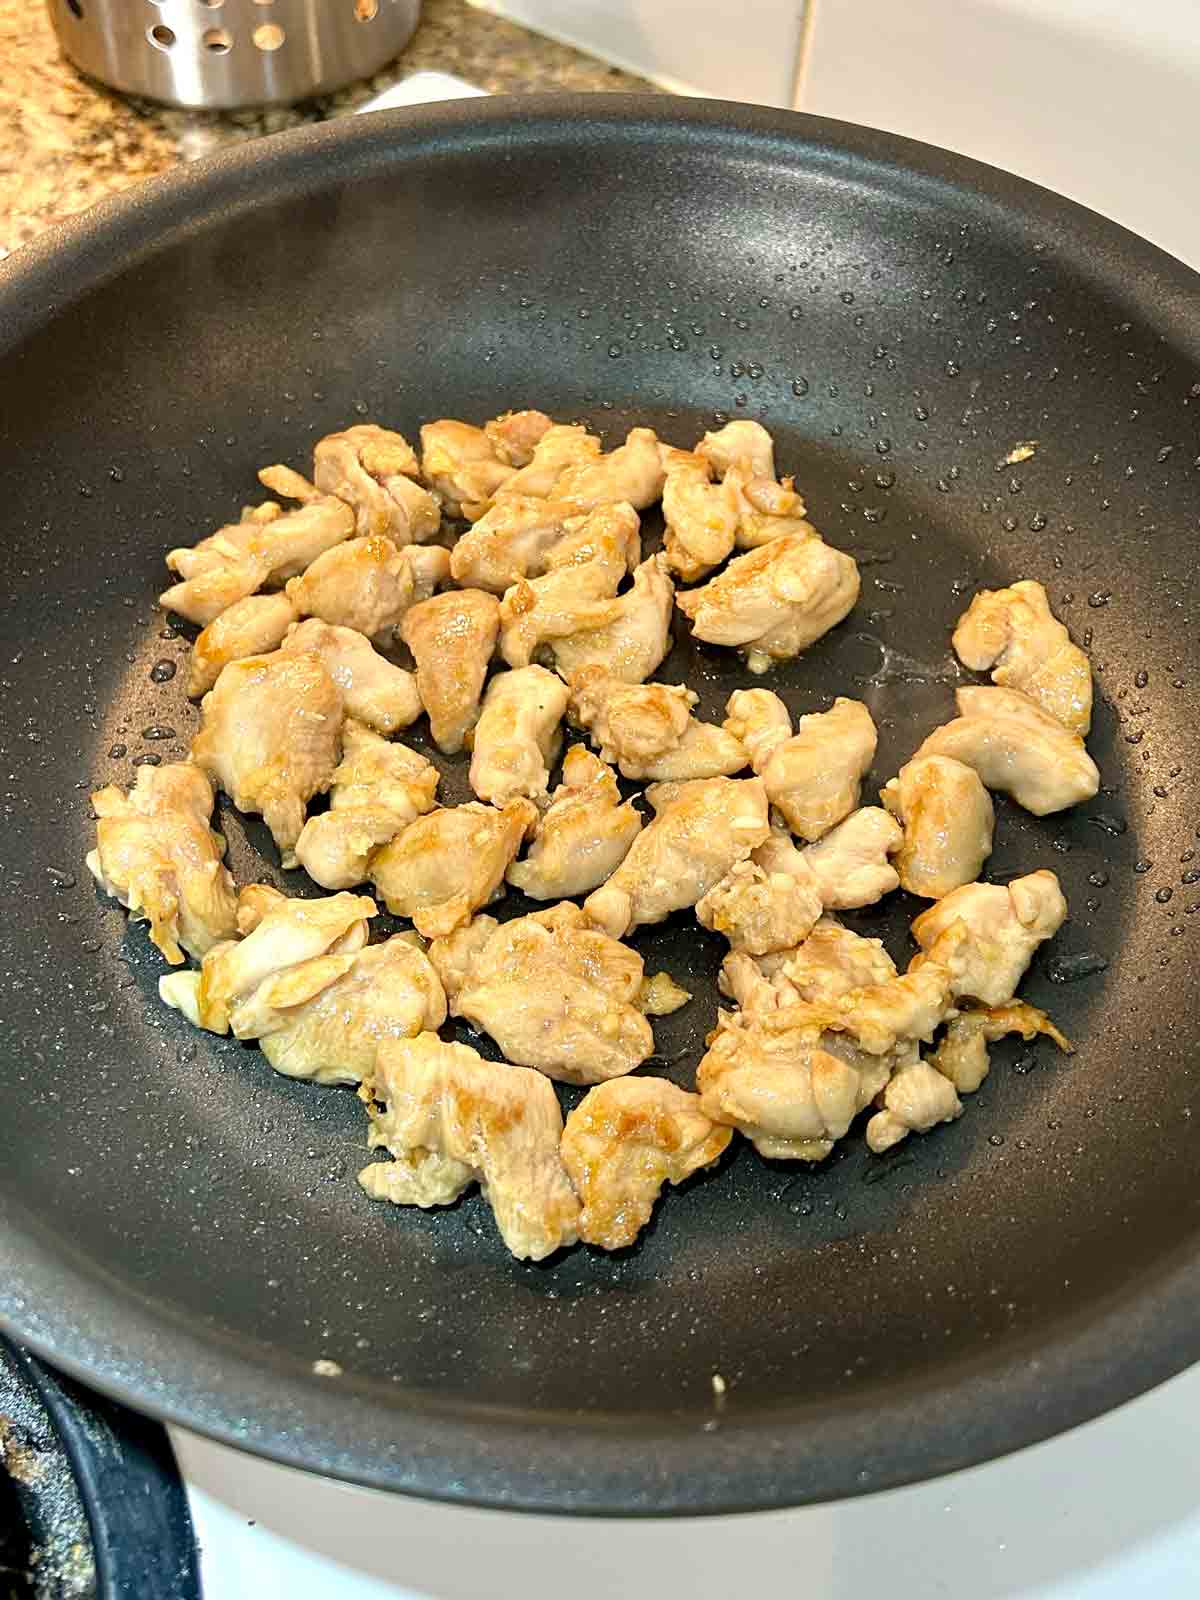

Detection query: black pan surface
xmin=0 ymin=97 xmax=1198 ymax=1515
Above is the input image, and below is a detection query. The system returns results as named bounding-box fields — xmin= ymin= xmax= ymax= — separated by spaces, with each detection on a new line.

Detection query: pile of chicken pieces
xmin=88 ymin=412 xmax=1100 ymax=1260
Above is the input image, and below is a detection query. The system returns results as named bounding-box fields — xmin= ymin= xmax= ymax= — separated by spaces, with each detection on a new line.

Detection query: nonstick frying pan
xmin=0 ymin=97 xmax=1198 ymax=1516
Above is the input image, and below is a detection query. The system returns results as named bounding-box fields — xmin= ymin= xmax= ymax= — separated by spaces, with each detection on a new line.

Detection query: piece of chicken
xmin=158 ymin=884 xmax=375 ymax=1035
xmin=419 ymin=419 xmax=517 ymax=518
xmin=400 ymin=588 xmax=500 ymax=755
xmin=718 ymin=915 xmax=898 ymax=1016
xmin=86 ymin=763 xmax=238 ymax=964
xmin=428 ymin=902 xmax=653 ymax=1086
xmin=284 ymin=535 xmax=416 ymax=643
xmin=497 ymin=502 xmax=641 ymax=669
xmin=930 ymin=1000 xmax=1072 ymax=1095
xmin=568 ymin=666 xmax=748 ymax=781
xmin=953 ymin=578 xmax=1092 ymax=735
xmin=495 ymin=421 xmax=602 ymax=497
xmin=281 ymin=617 xmax=421 ymax=737
xmin=548 ymin=552 xmax=676 ymax=685
xmin=695 ymin=421 xmax=815 ymax=549
xmin=265 ymin=424 xmax=440 ymax=544
xmin=405 ymin=545 xmax=452 ymax=604
xmin=660 ymin=448 xmax=740 ymax=580
xmin=822 ymin=923 xmax=969 ymax=1056
xmin=697 ymin=859 xmax=824 ymax=956
xmin=369 ymin=798 xmax=537 ymax=938
xmin=676 ymin=533 xmax=859 ymax=673
xmin=506 ymin=746 xmax=642 ymax=900
xmin=449 ymin=495 xmax=578 ymax=593
xmin=561 ymin=1078 xmax=732 ymax=1250
xmin=187 ymin=592 xmax=299 ymax=699
xmin=911 ymin=685 xmax=1100 ymax=815
xmin=911 ymin=869 xmax=1068 ymax=1006
xmin=293 ymin=720 xmax=439 ymax=890
xmin=359 ymin=1033 xmax=580 ymax=1261
xmin=551 ymin=426 xmax=666 ymax=512
xmin=190 ymin=649 xmax=343 ymax=865
xmin=727 ymin=689 xmax=877 ymax=841
xmin=259 ymin=935 xmax=447 ymax=1086
xmin=483 ymin=409 xmax=555 ymax=467
xmin=583 ymin=775 xmax=770 ymax=939
xmin=469 ymin=665 xmax=569 ymax=806
xmin=797 ymin=806 xmax=902 ymax=908
xmin=695 ymin=420 xmax=777 ymax=481
xmin=865 ymin=1061 xmax=963 ymax=1154
xmin=880 ymin=754 xmax=995 ymax=899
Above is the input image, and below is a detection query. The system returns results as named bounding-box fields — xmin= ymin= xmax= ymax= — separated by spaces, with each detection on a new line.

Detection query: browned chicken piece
xmin=484 ymin=408 xmax=555 ymax=466
xmin=695 ymin=420 xmax=777 ymax=481
xmin=676 ymin=532 xmax=859 ymax=673
xmin=697 ymin=858 xmax=823 ymax=956
xmin=428 ymin=902 xmax=652 ymax=1086
xmin=260 ymin=935 xmax=447 ymax=1086
xmin=187 ymin=592 xmax=300 ymax=699
xmin=285 ymin=535 xmax=415 ymax=643
xmin=293 ymin=720 xmax=439 ymax=890
xmin=911 ymin=869 xmax=1068 ymax=1006
xmin=281 ymin=617 xmax=421 ymax=736
xmin=550 ymin=426 xmax=666 ymax=512
xmin=726 ymin=689 xmax=877 ymax=841
xmin=369 ymin=798 xmax=537 ymax=938
xmin=400 ymin=588 xmax=501 ymax=755
xmin=506 ymin=746 xmax=642 ymax=900
xmin=695 ymin=420 xmax=816 ymax=549
xmin=561 ymin=1078 xmax=732 ymax=1250
xmin=660 ymin=448 xmax=740 ymax=581
xmin=161 ymin=498 xmax=356 ymax=624
xmin=86 ymin=763 xmax=238 ymax=964
xmin=864 ymin=1061 xmax=963 ymax=1154
xmin=359 ymin=1033 xmax=580 ymax=1261
xmin=911 ymin=685 xmax=1099 ymax=815
xmin=190 ymin=648 xmax=343 ymax=866
xmin=158 ymin=884 xmax=375 ymax=1035
xmin=495 ymin=422 xmax=602 ymax=498
xmin=314 ymin=424 xmax=440 ymax=543
xmin=568 ymin=666 xmax=748 ymax=781
xmin=405 ymin=545 xmax=452 ymax=603
xmin=880 ymin=754 xmax=995 ymax=899
xmin=718 ymin=916 xmax=898 ymax=1017
xmin=824 ymin=923 xmax=969 ymax=1056
xmin=583 ymin=775 xmax=770 ymax=939
xmin=469 ymin=665 xmax=569 ymax=807
xmin=419 ymin=419 xmax=517 ymax=517
xmin=930 ymin=1000 xmax=1072 ymax=1095
xmin=549 ymin=552 xmax=676 ymax=685
xmin=449 ymin=495 xmax=577 ymax=594
xmin=953 ymin=578 xmax=1092 ymax=735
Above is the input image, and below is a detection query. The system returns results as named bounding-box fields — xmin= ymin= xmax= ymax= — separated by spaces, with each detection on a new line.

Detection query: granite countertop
xmin=0 ymin=0 xmax=652 ymax=258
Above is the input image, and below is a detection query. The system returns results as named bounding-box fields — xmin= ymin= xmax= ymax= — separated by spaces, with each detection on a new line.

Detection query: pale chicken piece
xmin=550 ymin=426 xmax=666 ymax=513
xmin=449 ymin=495 xmax=577 ymax=594
xmin=561 ymin=1078 xmax=732 ymax=1250
xmin=865 ymin=1061 xmax=963 ymax=1154
xmin=726 ymin=690 xmax=877 ymax=841
xmin=822 ymin=923 xmax=969 ymax=1056
xmin=930 ymin=1000 xmax=1072 ymax=1095
xmin=483 ymin=408 xmax=555 ymax=467
xmin=405 ymin=545 xmax=452 ymax=604
xmin=911 ymin=685 xmax=1100 ymax=815
xmin=697 ymin=858 xmax=823 ymax=956
xmin=86 ymin=763 xmax=237 ymax=964
xmin=696 ymin=420 xmax=777 ymax=481
xmin=159 ymin=554 xmax=271 ymax=628
xmin=359 ymin=1033 xmax=580 ymax=1261
xmin=468 ymin=665 xmax=569 ymax=806
xmin=497 ymin=502 xmax=641 ymax=669
xmin=800 ymin=806 xmax=902 ymax=908
xmin=568 ymin=667 xmax=748 ymax=781
xmin=190 ymin=649 xmax=343 ymax=865
xmin=281 ymin=618 xmax=421 ymax=736
xmin=880 ymin=754 xmax=995 ymax=899
xmin=187 ymin=592 xmax=299 ymax=699
xmin=911 ymin=869 xmax=1068 ymax=1007
xmin=506 ymin=746 xmax=642 ymax=900
xmin=312 ymin=424 xmax=440 ymax=544
xmin=660 ymin=449 xmax=740 ymax=581
xmin=260 ymin=935 xmax=447 ymax=1086
xmin=285 ymin=535 xmax=415 ymax=643
xmin=400 ymin=588 xmax=500 ymax=755
xmin=953 ymin=578 xmax=1092 ymax=735
xmin=419 ymin=419 xmax=516 ymax=517
xmin=583 ymin=775 xmax=770 ymax=939
xmin=782 ymin=915 xmax=898 ymax=1001
xmin=677 ymin=533 xmax=860 ymax=673
xmin=549 ymin=552 xmax=676 ymax=686
xmin=429 ymin=903 xmax=653 ymax=1086
xmin=293 ymin=720 xmax=439 ymax=890
xmin=725 ymin=464 xmax=818 ymax=550
xmin=496 ymin=422 xmax=602 ymax=498
xmin=638 ymin=972 xmax=692 ymax=1014
xmin=158 ymin=885 xmax=375 ymax=1035
xmin=369 ymin=798 xmax=537 ymax=938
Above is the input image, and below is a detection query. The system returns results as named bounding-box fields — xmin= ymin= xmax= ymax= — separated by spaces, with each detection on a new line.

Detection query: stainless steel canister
xmin=46 ymin=0 xmax=422 ymax=110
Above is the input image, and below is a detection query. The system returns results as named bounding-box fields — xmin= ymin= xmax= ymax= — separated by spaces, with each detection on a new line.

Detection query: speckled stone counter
xmin=0 ymin=0 xmax=652 ymax=257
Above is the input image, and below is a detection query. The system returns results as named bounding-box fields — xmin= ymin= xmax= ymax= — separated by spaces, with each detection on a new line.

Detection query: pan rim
xmin=1 ymin=92 xmax=1198 ymax=1514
